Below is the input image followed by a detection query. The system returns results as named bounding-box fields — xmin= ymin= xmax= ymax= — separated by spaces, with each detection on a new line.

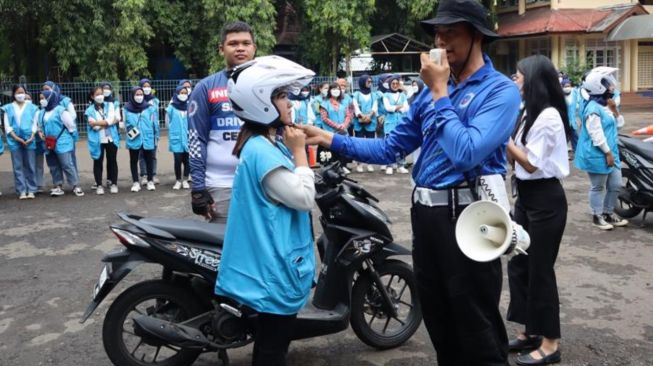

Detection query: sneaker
xmin=131 ymin=182 xmax=141 ymax=192
xmin=110 ymin=184 xmax=119 ymax=194
xmin=380 ymin=165 xmax=387 ymax=170
xmin=342 ymin=167 xmax=351 ymax=175
xmin=603 ymin=213 xmax=628 ymax=227
xmin=146 ymin=181 xmax=156 ymax=191
xmin=182 ymin=180 xmax=190 ymax=189
xmin=96 ymin=186 xmax=105 ymax=195
xmin=592 ymin=215 xmax=614 ymax=230
xmin=73 ymin=186 xmax=85 ymax=197
xmin=50 ymin=187 xmax=65 ymax=197
xmin=153 ymin=176 xmax=160 ymax=185
xmin=27 ymin=192 xmax=35 ymax=199
xmin=356 ymin=165 xmax=364 ymax=173
xmin=36 ymin=187 xmax=44 ymax=194
xmin=187 ymin=176 xmax=192 ymax=183
xmin=367 ymin=165 xmax=374 ymax=172
xmin=172 ymin=181 xmax=182 ymax=190
xmin=397 ymin=166 xmax=410 ymax=174
xmin=90 ymin=183 xmax=98 ymax=190
xmin=19 ymin=192 xmax=28 ymax=200
xmin=140 ymin=176 xmax=148 ymax=185
xmin=386 ymin=167 xmax=393 ymax=175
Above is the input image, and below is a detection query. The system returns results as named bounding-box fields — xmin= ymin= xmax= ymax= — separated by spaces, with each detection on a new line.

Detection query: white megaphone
xmin=455 ymin=200 xmax=530 ymax=262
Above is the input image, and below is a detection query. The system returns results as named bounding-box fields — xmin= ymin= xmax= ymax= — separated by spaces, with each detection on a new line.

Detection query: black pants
xmin=411 ymin=200 xmax=509 ymax=366
xmin=129 ymin=148 xmax=153 ymax=182
xmin=508 ymin=178 xmax=567 ymax=339
xmin=173 ymin=152 xmax=189 ymax=180
xmin=93 ymin=143 xmax=118 ymax=186
xmin=354 ymin=130 xmax=375 ymax=139
xmin=252 ymin=313 xmax=296 ymax=366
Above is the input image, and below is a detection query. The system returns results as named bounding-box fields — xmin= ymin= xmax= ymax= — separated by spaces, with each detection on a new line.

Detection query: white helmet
xmin=583 ymin=67 xmax=618 ymax=96
xmin=228 ymin=55 xmax=315 ymax=126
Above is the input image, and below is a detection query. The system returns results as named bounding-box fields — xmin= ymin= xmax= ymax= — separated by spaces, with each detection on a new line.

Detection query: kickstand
xmin=218 ymin=349 xmax=230 ymax=366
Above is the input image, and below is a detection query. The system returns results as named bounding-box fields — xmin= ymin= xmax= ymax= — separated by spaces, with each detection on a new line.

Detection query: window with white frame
xmin=585 ymin=39 xmax=622 ymax=80
xmin=526 ymin=38 xmax=551 ymax=58
xmin=564 ymin=38 xmax=579 ymax=66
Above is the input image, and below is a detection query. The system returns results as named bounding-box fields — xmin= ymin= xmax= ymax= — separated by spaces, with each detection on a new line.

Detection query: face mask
xmin=94 ymin=95 xmax=105 ymax=104
xmin=177 ymin=93 xmax=188 ymax=102
xmin=301 ymin=91 xmax=310 ymax=98
xmin=134 ymin=95 xmax=144 ymax=103
xmin=382 ymin=82 xmax=389 ymax=89
xmin=40 ymin=99 xmax=48 ymax=108
xmin=412 ymin=86 xmax=419 ymax=94
xmin=186 ymin=87 xmax=192 ymax=94
xmin=142 ymin=87 xmax=152 ymax=95
xmin=321 ymin=89 xmax=329 ymax=97
xmin=103 ymin=89 xmax=112 ymax=97
xmin=330 ymin=89 xmax=341 ymax=98
xmin=15 ymin=93 xmax=26 ymax=102
xmin=558 ymin=77 xmax=563 ymax=83
xmin=25 ymin=100 xmax=33 ymax=105
xmin=563 ymin=86 xmax=572 ymax=95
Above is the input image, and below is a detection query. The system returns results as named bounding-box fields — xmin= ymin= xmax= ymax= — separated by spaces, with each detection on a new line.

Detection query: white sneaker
xmin=182 ymin=180 xmax=190 ymax=189
xmin=131 ymin=182 xmax=141 ymax=192
xmin=385 ymin=167 xmax=393 ymax=175
xmin=172 ymin=181 xmax=182 ymax=190
xmin=90 ymin=183 xmax=98 ymax=190
xmin=19 ymin=192 xmax=28 ymax=200
xmin=342 ymin=167 xmax=351 ymax=175
xmin=356 ymin=165 xmax=364 ymax=173
xmin=27 ymin=192 xmax=35 ymax=199
xmin=96 ymin=186 xmax=105 ymax=195
xmin=73 ymin=187 xmax=85 ymax=197
xmin=110 ymin=184 xmax=119 ymax=194
xmin=50 ymin=187 xmax=65 ymax=196
xmin=140 ymin=177 xmax=148 ymax=185
xmin=146 ymin=181 xmax=156 ymax=191
xmin=367 ymin=165 xmax=374 ymax=172
xmin=153 ymin=176 xmax=160 ymax=185
xmin=397 ymin=166 xmax=409 ymax=174
xmin=380 ymin=165 xmax=387 ymax=170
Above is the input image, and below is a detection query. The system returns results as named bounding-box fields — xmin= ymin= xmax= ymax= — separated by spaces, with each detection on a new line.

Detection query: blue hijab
xmin=100 ymin=81 xmax=115 ymax=103
xmin=177 ymin=79 xmax=192 ymax=88
xmin=41 ymin=90 xmax=59 ymax=111
xmin=124 ymin=86 xmax=149 ymax=113
xmin=170 ymin=85 xmax=188 ymax=111
xmin=138 ymin=78 xmax=155 ymax=102
xmin=386 ymin=74 xmax=401 ymax=93
xmin=358 ymin=74 xmax=372 ymax=95
xmin=376 ymin=73 xmax=391 ymax=93
xmin=43 ymin=81 xmax=70 ymax=101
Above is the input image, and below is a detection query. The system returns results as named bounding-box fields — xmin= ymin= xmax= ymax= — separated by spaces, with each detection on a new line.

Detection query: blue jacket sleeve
xmin=425 ymin=82 xmax=520 ymax=172
xmin=188 ymin=80 xmax=211 ymax=191
xmin=331 ymin=101 xmax=423 ymax=164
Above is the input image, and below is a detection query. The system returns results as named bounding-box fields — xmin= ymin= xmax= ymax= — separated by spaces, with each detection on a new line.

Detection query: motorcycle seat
xmin=140 ymin=218 xmax=224 ymax=245
xmin=620 ymin=135 xmax=653 ymax=163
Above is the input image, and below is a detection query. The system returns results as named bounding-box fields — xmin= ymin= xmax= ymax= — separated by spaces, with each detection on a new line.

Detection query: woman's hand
xmin=283 ymin=125 xmax=306 ymax=152
xmin=607 ymin=99 xmax=619 ymax=117
xmin=299 ymin=125 xmax=334 ymax=148
xmin=420 ymin=51 xmax=450 ymax=101
xmin=606 ymin=151 xmax=615 ymax=167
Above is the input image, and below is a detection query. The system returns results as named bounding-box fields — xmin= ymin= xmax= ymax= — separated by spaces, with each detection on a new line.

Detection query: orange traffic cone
xmin=308 ymin=145 xmax=317 ymax=168
xmin=633 ymin=125 xmax=653 ymax=135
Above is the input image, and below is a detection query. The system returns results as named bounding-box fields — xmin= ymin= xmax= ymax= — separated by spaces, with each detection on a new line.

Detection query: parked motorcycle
xmin=616 ymin=134 xmax=653 ymax=223
xmin=80 ymin=162 xmax=422 ymax=366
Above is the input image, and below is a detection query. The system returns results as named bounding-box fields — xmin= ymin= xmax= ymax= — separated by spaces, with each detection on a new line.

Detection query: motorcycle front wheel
xmin=350 ymin=259 xmax=422 ymax=349
xmin=102 ymin=280 xmax=205 ymax=366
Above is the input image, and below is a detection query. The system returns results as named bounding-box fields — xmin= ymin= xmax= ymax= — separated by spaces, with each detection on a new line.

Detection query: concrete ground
xmin=0 ymin=107 xmax=652 ymax=366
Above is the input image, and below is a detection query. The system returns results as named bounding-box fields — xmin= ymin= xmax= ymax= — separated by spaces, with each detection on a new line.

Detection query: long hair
xmin=232 ymin=122 xmax=270 ymax=158
xmin=517 ymin=55 xmax=571 ymax=144
xmin=328 ymin=82 xmax=343 ymax=102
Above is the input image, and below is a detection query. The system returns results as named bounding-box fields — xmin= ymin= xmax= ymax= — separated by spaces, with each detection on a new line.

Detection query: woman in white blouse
xmin=506 ymin=55 xmax=572 ymax=366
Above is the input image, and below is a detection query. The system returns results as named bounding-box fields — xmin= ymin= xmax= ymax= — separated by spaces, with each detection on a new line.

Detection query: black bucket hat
xmin=421 ymin=0 xmax=499 ymax=43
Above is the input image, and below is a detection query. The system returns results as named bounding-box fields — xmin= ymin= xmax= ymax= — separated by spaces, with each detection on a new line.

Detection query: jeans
xmin=130 ymin=148 xmax=154 ymax=182
xmin=10 ymin=147 xmax=37 ymax=194
xmin=46 ymin=151 xmax=79 ymax=188
xmin=35 ymin=152 xmax=45 ymax=188
xmin=139 ymin=148 xmax=157 ymax=177
xmin=173 ymin=152 xmax=189 ymax=181
xmin=94 ymin=143 xmax=119 ymax=186
xmin=588 ymin=169 xmax=622 ymax=215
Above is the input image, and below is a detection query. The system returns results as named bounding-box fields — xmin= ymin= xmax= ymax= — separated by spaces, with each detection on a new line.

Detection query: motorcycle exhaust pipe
xmin=133 ymin=315 xmax=210 ymax=350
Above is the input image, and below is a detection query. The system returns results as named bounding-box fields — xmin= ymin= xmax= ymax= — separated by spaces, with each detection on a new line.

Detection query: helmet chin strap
xmin=452 ymin=33 xmax=475 ymax=84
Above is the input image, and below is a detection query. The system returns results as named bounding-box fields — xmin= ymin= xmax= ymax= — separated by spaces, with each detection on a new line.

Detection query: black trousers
xmin=354 ymin=130 xmax=375 ymax=139
xmin=173 ymin=152 xmax=189 ymax=180
xmin=507 ymin=178 xmax=567 ymax=339
xmin=411 ymin=200 xmax=509 ymax=366
xmin=252 ymin=313 xmax=296 ymax=366
xmin=93 ymin=143 xmax=118 ymax=186
xmin=129 ymin=148 xmax=153 ymax=182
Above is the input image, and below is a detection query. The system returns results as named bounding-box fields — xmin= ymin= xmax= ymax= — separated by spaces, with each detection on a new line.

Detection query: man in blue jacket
xmin=302 ymin=1 xmax=520 ymax=364
xmin=188 ymin=21 xmax=256 ymax=223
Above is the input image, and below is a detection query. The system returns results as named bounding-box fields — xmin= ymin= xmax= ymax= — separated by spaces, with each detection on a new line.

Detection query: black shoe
xmin=516 ymin=349 xmax=561 ymax=365
xmin=602 ymin=213 xmax=628 ymax=227
xmin=509 ymin=336 xmax=542 ymax=352
xmin=592 ymin=214 xmax=614 ymax=230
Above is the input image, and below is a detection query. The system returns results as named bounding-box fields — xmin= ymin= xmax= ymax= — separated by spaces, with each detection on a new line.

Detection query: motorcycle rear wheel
xmin=102 ymin=280 xmax=205 ymax=366
xmin=615 ymin=189 xmax=643 ymax=219
xmin=350 ymin=260 xmax=422 ymax=349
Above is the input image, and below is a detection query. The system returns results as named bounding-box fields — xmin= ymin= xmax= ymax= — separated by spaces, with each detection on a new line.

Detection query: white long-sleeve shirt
xmin=585 ymin=106 xmax=625 ymax=153
xmin=263 ymin=166 xmax=315 ymax=211
xmin=3 ymin=102 xmax=38 ymax=135
xmin=352 ymin=93 xmax=378 ymax=117
xmin=87 ymin=104 xmax=117 ymax=143
xmin=383 ymin=93 xmax=409 ymax=113
xmin=34 ymin=109 xmax=76 ymax=132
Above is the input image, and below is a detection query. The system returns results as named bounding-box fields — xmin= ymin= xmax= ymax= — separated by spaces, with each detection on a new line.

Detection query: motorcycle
xmin=80 ymin=162 xmax=422 ymax=366
xmin=616 ymin=134 xmax=653 ymax=223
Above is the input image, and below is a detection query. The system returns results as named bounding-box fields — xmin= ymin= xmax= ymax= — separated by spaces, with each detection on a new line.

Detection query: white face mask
xmin=40 ymin=99 xmax=48 ymax=108
xmin=301 ymin=91 xmax=310 ymax=98
xmin=382 ymin=82 xmax=389 ymax=89
xmin=186 ymin=87 xmax=192 ymax=94
xmin=134 ymin=95 xmax=144 ymax=103
xmin=103 ymin=89 xmax=112 ymax=97
xmin=142 ymin=87 xmax=152 ymax=95
xmin=94 ymin=95 xmax=105 ymax=104
xmin=15 ymin=93 xmax=26 ymax=103
xmin=563 ymin=86 xmax=572 ymax=95
xmin=321 ymin=88 xmax=329 ymax=97
xmin=177 ymin=93 xmax=188 ymax=102
xmin=412 ymin=86 xmax=419 ymax=94
xmin=558 ymin=77 xmax=563 ymax=83
xmin=25 ymin=100 xmax=33 ymax=105
xmin=330 ymin=89 xmax=341 ymax=98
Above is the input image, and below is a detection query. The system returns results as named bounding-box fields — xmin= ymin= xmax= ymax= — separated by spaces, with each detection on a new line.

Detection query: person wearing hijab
xmin=291 ymin=86 xmax=314 ymax=125
xmin=382 ymin=74 xmax=410 ymax=174
xmin=137 ymin=78 xmax=161 ymax=185
xmin=352 ymin=75 xmax=378 ymax=172
xmin=124 ymin=86 xmax=158 ymax=192
xmin=167 ymin=86 xmax=191 ymax=190
xmin=36 ymin=90 xmax=84 ymax=197
xmin=178 ymin=79 xmax=193 ymax=94
xmin=100 ymin=81 xmax=122 ymax=130
xmin=42 ymin=81 xmax=80 ymax=174
xmin=2 ymin=85 xmax=40 ymax=199
xmin=86 ymin=86 xmax=120 ymax=195
xmin=407 ymin=79 xmax=425 ymax=105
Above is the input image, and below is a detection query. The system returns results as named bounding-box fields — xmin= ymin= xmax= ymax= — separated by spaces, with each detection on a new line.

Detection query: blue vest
xmin=574 ymin=100 xmax=620 ymax=174
xmin=352 ymin=91 xmax=377 ymax=132
xmin=319 ymin=99 xmax=346 ymax=133
xmin=215 ymin=136 xmax=314 ymax=315
xmin=293 ymin=99 xmax=310 ymax=125
xmin=85 ymin=103 xmax=121 ymax=160
xmin=2 ymin=102 xmax=38 ymax=151
xmin=166 ymin=105 xmax=188 ymax=153
xmin=124 ymin=108 xmax=157 ymax=150
xmin=60 ymin=96 xmax=80 ymax=142
xmin=39 ymin=106 xmax=74 ymax=154
xmin=382 ymin=92 xmax=407 ymax=134
xmin=375 ymin=90 xmax=386 ymax=116
xmin=311 ymin=96 xmax=325 ymax=129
